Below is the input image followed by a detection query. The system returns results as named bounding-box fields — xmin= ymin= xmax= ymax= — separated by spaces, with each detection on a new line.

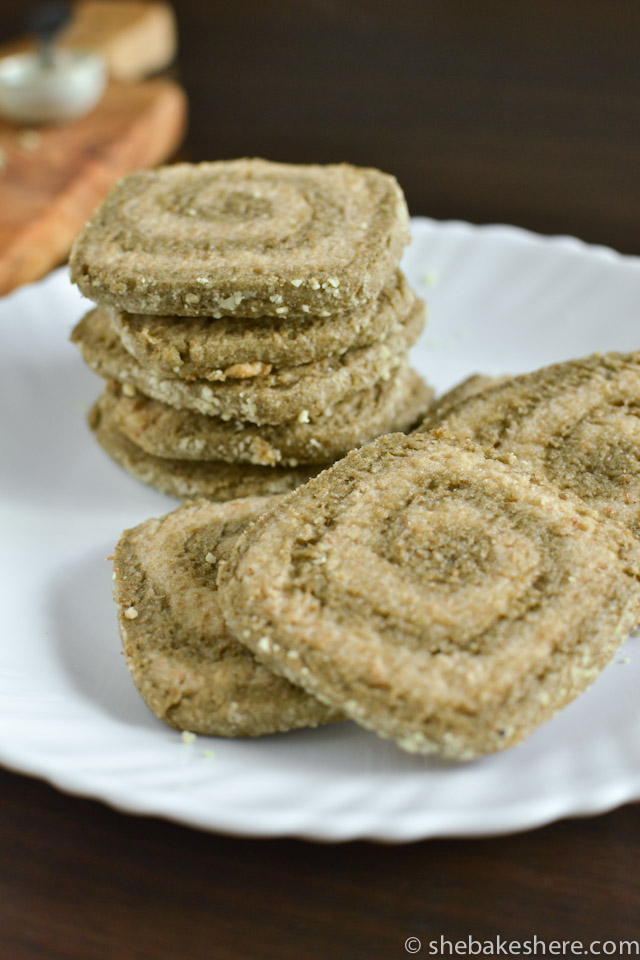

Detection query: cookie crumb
xmin=224 ymin=361 xmax=272 ymax=379
xmin=181 ymin=731 xmax=196 ymax=744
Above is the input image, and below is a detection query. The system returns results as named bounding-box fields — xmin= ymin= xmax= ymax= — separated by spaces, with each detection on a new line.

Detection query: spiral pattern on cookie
xmin=420 ymin=352 xmax=640 ymax=538
xmin=218 ymin=434 xmax=640 ymax=759
xmin=113 ymin=498 xmax=340 ymax=736
xmin=70 ymin=159 xmax=409 ymax=317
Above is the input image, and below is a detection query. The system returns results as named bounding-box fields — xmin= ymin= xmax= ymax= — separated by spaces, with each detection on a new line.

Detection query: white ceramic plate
xmin=1 ymin=218 xmax=639 ymax=842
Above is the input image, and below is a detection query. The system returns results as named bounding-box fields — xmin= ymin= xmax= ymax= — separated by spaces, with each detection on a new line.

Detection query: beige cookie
xmin=70 ymin=159 xmax=409 ymax=318
xmin=114 ymin=497 xmax=340 ymax=736
xmin=89 ymin=396 xmax=323 ymax=500
xmin=108 ymin=270 xmax=417 ymax=377
xmin=419 ymin=374 xmax=506 ymax=426
xmin=100 ymin=366 xmax=433 ymax=467
xmin=218 ymin=433 xmax=640 ymax=760
xmin=72 ymin=300 xmax=425 ymax=424
xmin=419 ymin=352 xmax=640 ymax=538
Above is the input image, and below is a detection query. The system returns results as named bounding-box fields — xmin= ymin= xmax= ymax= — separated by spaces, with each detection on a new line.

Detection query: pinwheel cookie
xmin=113 ymin=497 xmax=340 ymax=735
xmin=98 ymin=367 xmax=432 ymax=467
xmin=70 ymin=159 xmax=409 ymax=319
xmin=72 ymin=300 xmax=425 ymax=424
xmin=217 ymin=433 xmax=640 ymax=760
xmin=106 ymin=270 xmax=416 ymax=377
xmin=419 ymin=352 xmax=640 ymax=537
xmin=89 ymin=397 xmax=323 ymax=501
xmin=420 ymin=373 xmax=505 ymax=424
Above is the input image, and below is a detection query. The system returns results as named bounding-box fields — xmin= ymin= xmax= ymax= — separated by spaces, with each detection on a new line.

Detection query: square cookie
xmin=70 ymin=158 xmax=409 ymax=318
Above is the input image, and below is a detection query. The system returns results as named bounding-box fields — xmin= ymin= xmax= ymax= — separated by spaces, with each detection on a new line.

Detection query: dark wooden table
xmin=2 ymin=2 xmax=640 ymax=957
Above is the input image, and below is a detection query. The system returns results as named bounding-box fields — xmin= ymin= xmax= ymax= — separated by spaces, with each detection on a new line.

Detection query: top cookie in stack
xmin=70 ymin=159 xmax=431 ymax=500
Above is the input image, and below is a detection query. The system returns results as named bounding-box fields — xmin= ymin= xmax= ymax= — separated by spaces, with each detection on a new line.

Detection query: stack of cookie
xmin=70 ymin=159 xmax=432 ymax=501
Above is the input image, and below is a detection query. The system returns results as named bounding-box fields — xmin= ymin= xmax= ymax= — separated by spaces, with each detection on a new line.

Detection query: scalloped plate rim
xmin=1 ymin=216 xmax=640 ymax=842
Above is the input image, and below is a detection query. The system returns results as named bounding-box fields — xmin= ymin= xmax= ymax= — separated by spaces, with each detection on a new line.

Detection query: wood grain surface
xmin=0 ymin=79 xmax=186 ymax=295
xmin=1 ymin=765 xmax=639 ymax=959
xmin=1 ymin=1 xmax=639 ymax=957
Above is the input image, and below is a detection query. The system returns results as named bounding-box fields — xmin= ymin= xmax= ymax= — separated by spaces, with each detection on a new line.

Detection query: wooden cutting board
xmin=0 ymin=78 xmax=187 ymax=296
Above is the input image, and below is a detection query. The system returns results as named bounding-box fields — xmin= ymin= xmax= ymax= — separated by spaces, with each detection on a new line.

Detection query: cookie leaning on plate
xmin=418 ymin=352 xmax=640 ymax=538
xmin=217 ymin=433 xmax=640 ymax=760
xmin=113 ymin=497 xmax=341 ymax=735
xmin=69 ymin=159 xmax=409 ymax=319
